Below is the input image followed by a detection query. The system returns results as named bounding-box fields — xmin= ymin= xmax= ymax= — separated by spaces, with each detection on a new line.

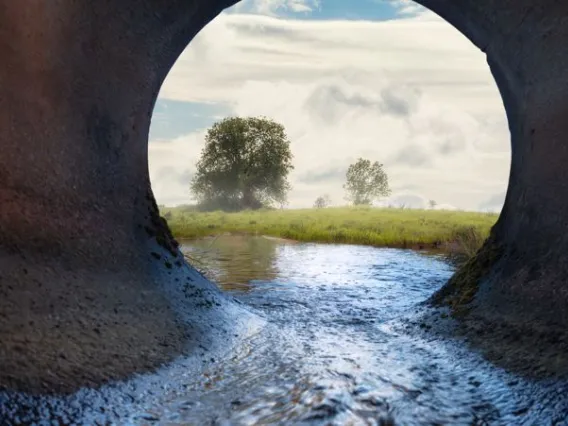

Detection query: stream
xmin=2 ymin=235 xmax=567 ymax=425
xmin=156 ymin=235 xmax=568 ymax=425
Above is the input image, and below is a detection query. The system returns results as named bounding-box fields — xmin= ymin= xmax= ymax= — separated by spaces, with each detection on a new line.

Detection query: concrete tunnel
xmin=0 ymin=0 xmax=567 ymax=394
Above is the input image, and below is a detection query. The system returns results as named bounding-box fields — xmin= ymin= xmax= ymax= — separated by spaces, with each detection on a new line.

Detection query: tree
xmin=429 ymin=199 xmax=437 ymax=210
xmin=191 ymin=117 xmax=294 ymax=211
xmin=343 ymin=158 xmax=391 ymax=205
xmin=313 ymin=194 xmax=331 ymax=209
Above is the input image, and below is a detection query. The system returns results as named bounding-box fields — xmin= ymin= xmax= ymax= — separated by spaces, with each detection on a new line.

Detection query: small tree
xmin=191 ymin=116 xmax=294 ymax=211
xmin=343 ymin=158 xmax=391 ymax=205
xmin=429 ymin=199 xmax=437 ymax=210
xmin=313 ymin=194 xmax=331 ymax=209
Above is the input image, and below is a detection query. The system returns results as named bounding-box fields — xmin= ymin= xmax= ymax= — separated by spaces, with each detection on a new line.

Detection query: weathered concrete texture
xmin=428 ymin=0 xmax=568 ymax=330
xmin=0 ymin=0 xmax=249 ymax=394
xmin=0 ymin=0 xmax=567 ymax=393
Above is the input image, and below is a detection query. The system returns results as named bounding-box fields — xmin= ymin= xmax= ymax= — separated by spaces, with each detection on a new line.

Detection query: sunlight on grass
xmin=161 ymin=206 xmax=498 ymax=256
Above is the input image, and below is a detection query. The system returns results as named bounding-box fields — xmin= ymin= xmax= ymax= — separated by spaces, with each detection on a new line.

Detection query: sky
xmin=148 ymin=0 xmax=510 ymax=212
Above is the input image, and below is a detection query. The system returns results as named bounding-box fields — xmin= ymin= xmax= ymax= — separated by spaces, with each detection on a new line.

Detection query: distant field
xmin=161 ymin=206 xmax=498 ymax=257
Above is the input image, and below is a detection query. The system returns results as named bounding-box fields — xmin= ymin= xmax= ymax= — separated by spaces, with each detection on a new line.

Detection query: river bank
xmin=162 ymin=206 xmax=497 ymax=260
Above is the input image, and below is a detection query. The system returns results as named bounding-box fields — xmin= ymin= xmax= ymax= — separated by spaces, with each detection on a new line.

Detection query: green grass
xmin=161 ymin=206 xmax=498 ymax=257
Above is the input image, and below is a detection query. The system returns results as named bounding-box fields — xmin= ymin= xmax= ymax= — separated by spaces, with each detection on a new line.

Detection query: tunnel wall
xmin=1 ymin=0 xmax=567 ymax=393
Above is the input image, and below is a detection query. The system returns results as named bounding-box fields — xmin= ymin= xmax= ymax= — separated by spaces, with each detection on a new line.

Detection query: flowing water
xmin=153 ymin=235 xmax=567 ymax=425
xmin=3 ymin=235 xmax=568 ymax=425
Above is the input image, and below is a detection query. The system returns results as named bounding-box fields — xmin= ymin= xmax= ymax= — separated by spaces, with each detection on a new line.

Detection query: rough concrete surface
xmin=1 ymin=0 xmax=568 ymax=393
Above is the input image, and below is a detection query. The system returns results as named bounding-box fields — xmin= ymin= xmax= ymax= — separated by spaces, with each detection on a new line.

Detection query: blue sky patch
xmin=225 ymin=0 xmax=406 ymax=21
xmin=150 ymin=99 xmax=231 ymax=142
xmin=295 ymin=0 xmax=401 ymax=21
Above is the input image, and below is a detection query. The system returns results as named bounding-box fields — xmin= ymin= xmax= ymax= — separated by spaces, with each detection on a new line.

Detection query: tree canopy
xmin=343 ymin=158 xmax=391 ymax=205
xmin=191 ymin=116 xmax=294 ymax=211
xmin=313 ymin=194 xmax=331 ymax=209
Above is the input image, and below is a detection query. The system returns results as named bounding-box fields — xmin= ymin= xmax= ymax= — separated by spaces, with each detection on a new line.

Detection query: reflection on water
xmin=155 ymin=235 xmax=568 ymax=425
xmin=182 ymin=235 xmax=284 ymax=291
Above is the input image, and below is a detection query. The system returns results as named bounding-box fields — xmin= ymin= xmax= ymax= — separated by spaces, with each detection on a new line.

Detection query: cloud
xmin=390 ymin=144 xmax=432 ymax=167
xmin=386 ymin=192 xmax=428 ymax=209
xmin=479 ymin=191 xmax=506 ymax=212
xmin=303 ymin=83 xmax=419 ymax=126
xmin=230 ymin=0 xmax=320 ymax=16
xmin=378 ymin=192 xmax=458 ymax=211
xmin=297 ymin=165 xmax=345 ymax=184
xmin=158 ymin=13 xmax=506 ymax=113
xmin=149 ymin=132 xmax=206 ymax=206
xmin=380 ymin=86 xmax=419 ymax=116
xmin=434 ymin=203 xmax=458 ymax=211
xmin=393 ymin=182 xmax=419 ymax=192
xmin=392 ymin=0 xmax=428 ymax=17
xmin=150 ymin=7 xmax=510 ymax=210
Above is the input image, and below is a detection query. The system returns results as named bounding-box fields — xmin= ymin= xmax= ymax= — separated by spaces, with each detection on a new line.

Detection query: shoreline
xmin=162 ymin=205 xmax=496 ymax=262
xmin=178 ymin=231 xmax=461 ymax=254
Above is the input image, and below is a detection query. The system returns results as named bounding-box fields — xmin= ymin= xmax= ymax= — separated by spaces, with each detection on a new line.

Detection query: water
xmin=3 ymin=235 xmax=568 ymax=424
xmin=158 ymin=235 xmax=567 ymax=425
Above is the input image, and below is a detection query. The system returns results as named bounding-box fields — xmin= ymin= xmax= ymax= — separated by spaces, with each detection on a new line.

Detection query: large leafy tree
xmin=343 ymin=158 xmax=391 ymax=205
xmin=191 ymin=116 xmax=294 ymax=211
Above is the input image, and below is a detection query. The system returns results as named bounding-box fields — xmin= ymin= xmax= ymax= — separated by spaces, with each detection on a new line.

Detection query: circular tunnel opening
xmin=7 ymin=1 xmax=568 ymax=415
xmin=148 ymin=0 xmax=510 ymax=255
xmin=149 ymin=1 xmax=510 ymax=212
xmin=4 ymin=0 xmax=568 ymax=420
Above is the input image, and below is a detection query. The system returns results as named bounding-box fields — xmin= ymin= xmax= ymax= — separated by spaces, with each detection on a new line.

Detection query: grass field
xmin=161 ymin=206 xmax=498 ymax=258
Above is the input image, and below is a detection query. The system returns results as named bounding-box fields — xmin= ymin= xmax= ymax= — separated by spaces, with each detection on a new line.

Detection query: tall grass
xmin=161 ymin=206 xmax=498 ymax=258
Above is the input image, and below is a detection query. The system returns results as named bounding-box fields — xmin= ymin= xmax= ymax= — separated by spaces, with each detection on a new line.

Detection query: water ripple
xmin=3 ymin=236 xmax=567 ymax=425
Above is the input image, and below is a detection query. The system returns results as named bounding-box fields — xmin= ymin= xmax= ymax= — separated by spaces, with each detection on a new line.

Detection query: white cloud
xmin=435 ymin=203 xmax=458 ymax=211
xmin=230 ymin=0 xmax=320 ymax=16
xmin=149 ymin=132 xmax=206 ymax=206
xmin=371 ymin=0 xmax=430 ymax=18
xmin=150 ymin=8 xmax=510 ymax=211
xmin=393 ymin=0 xmax=428 ymax=17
